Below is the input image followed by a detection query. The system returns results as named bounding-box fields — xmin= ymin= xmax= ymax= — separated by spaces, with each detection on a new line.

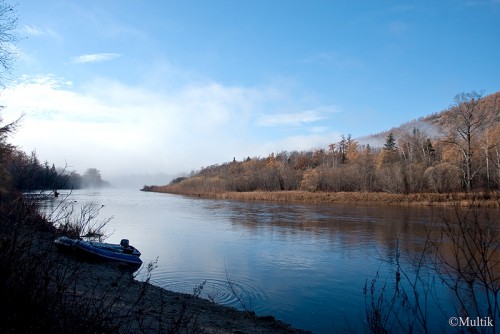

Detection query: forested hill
xmin=358 ymin=91 xmax=500 ymax=147
xmin=147 ymin=91 xmax=500 ymax=195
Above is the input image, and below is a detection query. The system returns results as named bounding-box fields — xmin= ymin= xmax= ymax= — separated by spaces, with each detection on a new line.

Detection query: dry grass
xmin=150 ymin=186 xmax=500 ymax=207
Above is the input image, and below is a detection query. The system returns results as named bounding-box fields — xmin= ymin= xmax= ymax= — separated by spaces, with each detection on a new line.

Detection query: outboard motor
xmin=120 ymin=239 xmax=130 ymax=247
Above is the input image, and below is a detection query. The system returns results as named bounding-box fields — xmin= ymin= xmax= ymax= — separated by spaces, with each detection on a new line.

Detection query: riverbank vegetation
xmin=2 ymin=120 xmax=109 ymax=191
xmin=146 ymin=91 xmax=500 ymax=206
xmin=1 ymin=114 xmax=109 ymax=191
xmin=8 ymin=149 xmax=111 ymax=190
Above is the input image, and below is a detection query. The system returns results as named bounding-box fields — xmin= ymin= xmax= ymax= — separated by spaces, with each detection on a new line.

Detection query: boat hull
xmin=55 ymin=236 xmax=143 ymax=266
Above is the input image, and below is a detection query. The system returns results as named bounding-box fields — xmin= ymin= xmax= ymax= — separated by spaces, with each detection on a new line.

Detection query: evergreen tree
xmin=379 ymin=132 xmax=399 ymax=166
xmin=384 ymin=132 xmax=397 ymax=151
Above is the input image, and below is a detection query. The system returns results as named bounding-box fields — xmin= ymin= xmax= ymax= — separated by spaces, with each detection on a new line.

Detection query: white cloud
xmin=1 ymin=75 xmax=340 ymax=177
xmin=20 ymin=25 xmax=57 ymax=37
xmin=71 ymin=53 xmax=121 ymax=64
xmin=256 ymin=105 xmax=339 ymax=127
xmin=1 ymin=75 xmax=258 ymax=175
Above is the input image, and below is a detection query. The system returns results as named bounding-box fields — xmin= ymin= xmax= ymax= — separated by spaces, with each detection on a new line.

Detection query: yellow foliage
xmin=300 ymin=169 xmax=321 ymax=192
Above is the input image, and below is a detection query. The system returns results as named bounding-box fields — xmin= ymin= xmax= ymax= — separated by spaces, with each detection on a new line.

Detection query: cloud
xmin=71 ymin=53 xmax=121 ymax=64
xmin=20 ymin=25 xmax=57 ymax=37
xmin=256 ymin=106 xmax=340 ymax=127
xmin=1 ymin=75 xmax=340 ymax=177
xmin=262 ymin=132 xmax=342 ymax=153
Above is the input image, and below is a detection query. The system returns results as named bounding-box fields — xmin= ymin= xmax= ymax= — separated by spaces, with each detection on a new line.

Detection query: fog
xmin=1 ymin=75 xmax=342 ymax=184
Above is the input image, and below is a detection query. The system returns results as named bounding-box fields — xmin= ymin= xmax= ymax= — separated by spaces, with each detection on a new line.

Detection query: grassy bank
xmin=148 ymin=185 xmax=500 ymax=207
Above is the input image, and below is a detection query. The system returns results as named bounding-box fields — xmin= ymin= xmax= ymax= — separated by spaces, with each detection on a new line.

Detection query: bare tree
xmin=0 ymin=0 xmax=18 ymax=84
xmin=441 ymin=92 xmax=488 ymax=192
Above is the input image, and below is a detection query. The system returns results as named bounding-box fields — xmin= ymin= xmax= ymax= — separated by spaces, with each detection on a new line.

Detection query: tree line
xmin=157 ymin=91 xmax=500 ymax=195
xmin=1 ymin=131 xmax=110 ymax=192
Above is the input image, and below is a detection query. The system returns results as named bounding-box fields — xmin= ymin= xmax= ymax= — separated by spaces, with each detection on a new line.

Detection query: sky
xmin=1 ymin=0 xmax=499 ymax=181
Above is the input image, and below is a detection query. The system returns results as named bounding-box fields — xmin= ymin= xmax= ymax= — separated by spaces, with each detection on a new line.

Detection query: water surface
xmin=40 ymin=188 xmax=499 ymax=333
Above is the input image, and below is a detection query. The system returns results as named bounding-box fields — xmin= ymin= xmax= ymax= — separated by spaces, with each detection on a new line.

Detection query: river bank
xmin=57 ymin=249 xmax=311 ymax=333
xmin=0 ymin=189 xmax=310 ymax=333
xmin=145 ymin=187 xmax=500 ymax=207
xmin=22 ymin=227 xmax=312 ymax=334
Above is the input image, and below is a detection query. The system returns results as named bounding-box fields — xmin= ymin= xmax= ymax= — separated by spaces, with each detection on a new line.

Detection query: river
xmin=39 ymin=188 xmax=499 ymax=333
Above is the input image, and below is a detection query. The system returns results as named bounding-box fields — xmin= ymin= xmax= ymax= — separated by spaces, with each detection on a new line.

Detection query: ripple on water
xmin=150 ymin=269 xmax=268 ymax=313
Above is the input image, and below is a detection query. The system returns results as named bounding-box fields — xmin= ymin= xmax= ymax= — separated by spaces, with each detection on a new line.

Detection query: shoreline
xmin=78 ymin=259 xmax=311 ymax=333
xmin=43 ymin=229 xmax=312 ymax=334
xmin=145 ymin=188 xmax=500 ymax=207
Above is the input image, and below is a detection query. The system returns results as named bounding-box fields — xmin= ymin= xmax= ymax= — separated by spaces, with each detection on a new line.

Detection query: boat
xmin=54 ymin=236 xmax=143 ymax=266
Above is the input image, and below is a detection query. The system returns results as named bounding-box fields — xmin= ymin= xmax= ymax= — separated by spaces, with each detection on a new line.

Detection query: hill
xmin=358 ymin=91 xmax=500 ymax=147
xmin=146 ymin=91 xmax=500 ymax=200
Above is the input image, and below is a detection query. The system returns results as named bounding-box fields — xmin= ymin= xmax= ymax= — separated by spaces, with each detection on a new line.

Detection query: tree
xmin=337 ymin=135 xmax=348 ymax=164
xmin=423 ymin=138 xmax=436 ymax=166
xmin=378 ymin=132 xmax=399 ymax=166
xmin=441 ymin=91 xmax=487 ymax=192
xmin=0 ymin=0 xmax=19 ymax=191
xmin=345 ymin=135 xmax=359 ymax=163
xmin=384 ymin=132 xmax=397 ymax=151
xmin=398 ymin=128 xmax=435 ymax=166
xmin=486 ymin=124 xmax=500 ymax=188
xmin=0 ymin=0 xmax=18 ymax=84
xmin=81 ymin=168 xmax=110 ymax=188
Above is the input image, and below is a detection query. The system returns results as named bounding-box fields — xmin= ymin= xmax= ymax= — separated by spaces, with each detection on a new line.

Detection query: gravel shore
xmin=52 ymin=238 xmax=311 ymax=334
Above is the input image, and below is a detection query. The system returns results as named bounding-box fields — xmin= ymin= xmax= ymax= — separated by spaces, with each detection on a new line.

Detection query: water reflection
xmin=35 ymin=189 xmax=500 ymax=334
xmin=216 ymin=200 xmax=451 ymax=256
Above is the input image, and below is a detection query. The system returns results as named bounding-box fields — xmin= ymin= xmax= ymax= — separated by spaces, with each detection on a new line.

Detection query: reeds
xmin=148 ymin=185 xmax=500 ymax=207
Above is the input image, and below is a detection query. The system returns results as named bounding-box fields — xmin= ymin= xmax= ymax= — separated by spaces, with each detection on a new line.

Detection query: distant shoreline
xmin=144 ymin=187 xmax=500 ymax=207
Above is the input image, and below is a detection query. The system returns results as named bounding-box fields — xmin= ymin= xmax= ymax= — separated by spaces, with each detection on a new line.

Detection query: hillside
xmin=146 ymin=91 xmax=500 ymax=200
xmin=358 ymin=91 xmax=500 ymax=147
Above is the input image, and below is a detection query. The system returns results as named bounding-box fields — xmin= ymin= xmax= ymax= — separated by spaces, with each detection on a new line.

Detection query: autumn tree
xmin=358 ymin=144 xmax=376 ymax=191
xmin=441 ymin=91 xmax=488 ymax=191
xmin=337 ymin=135 xmax=348 ymax=164
xmin=483 ymin=123 xmax=500 ymax=188
xmin=398 ymin=128 xmax=435 ymax=166
xmin=397 ymin=128 xmax=437 ymax=192
xmin=346 ymin=137 xmax=359 ymax=163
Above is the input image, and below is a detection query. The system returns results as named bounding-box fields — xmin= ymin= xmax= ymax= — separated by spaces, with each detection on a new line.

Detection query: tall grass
xmin=148 ymin=183 xmax=500 ymax=207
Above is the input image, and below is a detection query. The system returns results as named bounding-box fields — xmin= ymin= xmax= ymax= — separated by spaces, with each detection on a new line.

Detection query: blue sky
xmin=1 ymin=0 xmax=499 ymax=179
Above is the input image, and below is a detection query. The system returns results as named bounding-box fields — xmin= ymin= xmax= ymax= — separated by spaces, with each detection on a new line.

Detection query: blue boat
xmin=55 ymin=236 xmax=142 ymax=266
